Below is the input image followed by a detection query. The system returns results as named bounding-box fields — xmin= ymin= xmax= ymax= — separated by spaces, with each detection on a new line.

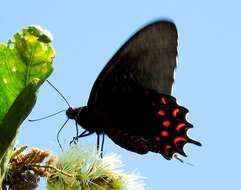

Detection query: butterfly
xmin=66 ymin=20 xmax=201 ymax=160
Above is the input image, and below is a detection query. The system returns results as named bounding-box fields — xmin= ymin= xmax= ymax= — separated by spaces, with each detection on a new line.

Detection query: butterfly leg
xmin=70 ymin=130 xmax=86 ymax=145
xmin=97 ymin=134 xmax=100 ymax=155
xmin=69 ymin=130 xmax=94 ymax=145
xmin=96 ymin=134 xmax=105 ymax=158
xmin=69 ymin=111 xmax=83 ymax=145
xmin=101 ymin=133 xmax=105 ymax=155
xmin=75 ymin=120 xmax=79 ymax=142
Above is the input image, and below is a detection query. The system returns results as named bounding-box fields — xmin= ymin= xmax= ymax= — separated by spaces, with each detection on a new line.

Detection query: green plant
xmin=0 ymin=25 xmax=54 ymax=189
xmin=47 ymin=145 xmax=145 ymax=190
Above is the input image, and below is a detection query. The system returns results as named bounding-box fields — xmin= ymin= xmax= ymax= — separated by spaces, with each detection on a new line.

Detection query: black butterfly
xmin=66 ymin=20 xmax=201 ymax=160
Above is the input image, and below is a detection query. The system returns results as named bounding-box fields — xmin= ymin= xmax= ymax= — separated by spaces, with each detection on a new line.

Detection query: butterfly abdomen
xmin=104 ymin=127 xmax=150 ymax=154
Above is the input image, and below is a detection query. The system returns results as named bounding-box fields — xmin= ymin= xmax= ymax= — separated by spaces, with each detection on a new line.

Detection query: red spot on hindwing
xmin=158 ymin=110 xmax=165 ymax=116
xmin=172 ymin=108 xmax=180 ymax=117
xmin=155 ymin=136 xmax=161 ymax=141
xmin=162 ymin=131 xmax=169 ymax=137
xmin=160 ymin=97 xmax=167 ymax=104
xmin=165 ymin=145 xmax=172 ymax=156
xmin=174 ymin=137 xmax=187 ymax=148
xmin=176 ymin=123 xmax=186 ymax=132
xmin=163 ymin=120 xmax=170 ymax=127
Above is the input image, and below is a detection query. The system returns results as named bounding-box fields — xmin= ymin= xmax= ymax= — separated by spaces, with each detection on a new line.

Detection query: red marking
xmin=172 ymin=108 xmax=180 ymax=117
xmin=160 ymin=97 xmax=167 ymax=104
xmin=174 ymin=137 xmax=187 ymax=148
xmin=155 ymin=136 xmax=161 ymax=141
xmin=176 ymin=123 xmax=186 ymax=132
xmin=162 ymin=131 xmax=169 ymax=137
xmin=165 ymin=145 xmax=171 ymax=156
xmin=163 ymin=120 xmax=171 ymax=127
xmin=158 ymin=110 xmax=165 ymax=116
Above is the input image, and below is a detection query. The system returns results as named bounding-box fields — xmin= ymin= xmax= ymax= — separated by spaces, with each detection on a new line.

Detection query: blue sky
xmin=1 ymin=0 xmax=241 ymax=189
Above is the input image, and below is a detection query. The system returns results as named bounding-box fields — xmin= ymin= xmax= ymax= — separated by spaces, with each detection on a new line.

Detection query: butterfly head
xmin=66 ymin=107 xmax=81 ymax=120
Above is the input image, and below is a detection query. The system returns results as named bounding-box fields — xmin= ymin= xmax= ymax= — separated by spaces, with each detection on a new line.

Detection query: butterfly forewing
xmin=88 ymin=21 xmax=177 ymax=108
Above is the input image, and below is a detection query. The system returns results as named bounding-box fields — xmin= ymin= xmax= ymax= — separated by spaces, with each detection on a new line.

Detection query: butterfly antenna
xmin=46 ymin=80 xmax=71 ymax=107
xmin=28 ymin=109 xmax=66 ymax=122
xmin=57 ymin=118 xmax=69 ymax=152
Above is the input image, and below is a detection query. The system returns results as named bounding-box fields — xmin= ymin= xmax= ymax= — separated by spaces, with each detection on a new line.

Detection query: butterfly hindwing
xmin=98 ymin=88 xmax=201 ymax=159
xmin=140 ymin=89 xmax=201 ymax=159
